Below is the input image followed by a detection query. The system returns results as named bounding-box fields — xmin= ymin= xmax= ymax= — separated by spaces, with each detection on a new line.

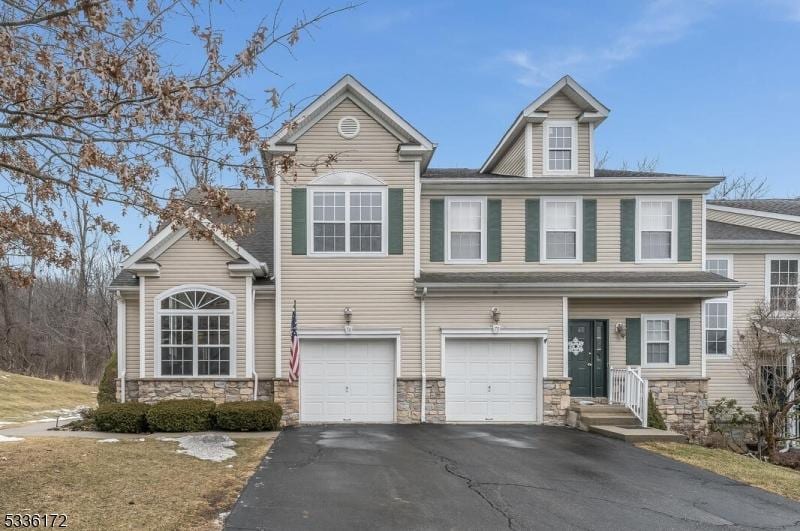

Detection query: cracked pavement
xmin=225 ymin=425 xmax=800 ymax=530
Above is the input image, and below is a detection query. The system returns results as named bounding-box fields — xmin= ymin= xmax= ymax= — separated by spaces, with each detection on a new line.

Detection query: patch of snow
xmin=0 ymin=435 xmax=24 ymax=443
xmin=0 ymin=421 xmax=16 ymax=426
xmin=216 ymin=511 xmax=230 ymax=527
xmin=97 ymin=438 xmax=119 ymax=443
xmin=137 ymin=438 xmax=146 ymax=442
xmin=171 ymin=434 xmax=237 ymax=462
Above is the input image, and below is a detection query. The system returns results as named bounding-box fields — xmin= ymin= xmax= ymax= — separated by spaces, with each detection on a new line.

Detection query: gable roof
xmin=267 ymin=74 xmax=435 ymax=168
xmin=111 ymin=188 xmax=274 ymax=290
xmin=481 ymin=75 xmax=610 ymax=174
xmin=423 ymin=167 xmax=722 ymax=181
xmin=708 ymin=199 xmax=800 ymax=218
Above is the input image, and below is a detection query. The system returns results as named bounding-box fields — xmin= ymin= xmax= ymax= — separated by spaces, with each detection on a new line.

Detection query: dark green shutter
xmin=430 ymin=199 xmax=444 ymax=262
xmin=676 ymin=318 xmax=690 ymax=365
xmin=583 ymin=199 xmax=597 ymax=262
xmin=626 ymin=318 xmax=641 ymax=365
xmin=620 ymin=199 xmax=635 ymax=262
xmin=678 ymin=199 xmax=693 ymax=262
xmin=525 ymin=199 xmax=540 ymax=262
xmin=291 ymin=188 xmax=307 ymax=255
xmin=487 ymin=199 xmax=502 ymax=262
xmin=388 ymin=188 xmax=403 ymax=255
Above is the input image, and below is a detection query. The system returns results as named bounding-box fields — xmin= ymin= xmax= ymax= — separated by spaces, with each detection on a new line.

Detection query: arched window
xmin=157 ymin=287 xmax=235 ymax=377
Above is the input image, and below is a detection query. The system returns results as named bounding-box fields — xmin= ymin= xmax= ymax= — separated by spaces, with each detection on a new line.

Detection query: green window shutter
xmin=525 ymin=199 xmax=540 ymax=262
xmin=388 ymin=188 xmax=404 ymax=255
xmin=676 ymin=318 xmax=690 ymax=365
xmin=487 ymin=199 xmax=502 ymax=262
xmin=583 ymin=199 xmax=597 ymax=262
xmin=626 ymin=318 xmax=641 ymax=365
xmin=291 ymin=188 xmax=307 ymax=255
xmin=620 ymin=199 xmax=636 ymax=262
xmin=430 ymin=199 xmax=445 ymax=262
xmin=678 ymin=199 xmax=693 ymax=262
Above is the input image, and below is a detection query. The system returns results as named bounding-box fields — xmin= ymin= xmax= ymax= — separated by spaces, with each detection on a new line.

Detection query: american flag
xmin=289 ymin=300 xmax=300 ymax=383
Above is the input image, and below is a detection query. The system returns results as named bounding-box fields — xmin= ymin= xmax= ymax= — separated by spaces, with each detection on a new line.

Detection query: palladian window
xmin=158 ymin=289 xmax=233 ymax=377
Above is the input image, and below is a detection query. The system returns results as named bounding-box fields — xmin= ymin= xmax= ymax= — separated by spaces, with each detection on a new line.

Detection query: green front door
xmin=567 ymin=320 xmax=608 ymax=398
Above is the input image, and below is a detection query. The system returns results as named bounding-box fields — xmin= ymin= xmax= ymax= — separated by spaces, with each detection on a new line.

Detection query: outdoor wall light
xmin=615 ymin=322 xmax=626 ymax=338
xmin=491 ymin=307 xmax=501 ymax=324
xmin=344 ymin=307 xmax=353 ymax=325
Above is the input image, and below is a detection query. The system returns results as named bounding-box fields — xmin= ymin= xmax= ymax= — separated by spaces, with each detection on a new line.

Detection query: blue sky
xmin=121 ymin=0 xmax=800 ymax=248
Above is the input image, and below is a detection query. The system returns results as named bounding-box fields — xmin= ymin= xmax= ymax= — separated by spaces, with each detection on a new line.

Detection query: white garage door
xmin=300 ymin=339 xmax=395 ymax=423
xmin=445 ymin=338 xmax=539 ymax=422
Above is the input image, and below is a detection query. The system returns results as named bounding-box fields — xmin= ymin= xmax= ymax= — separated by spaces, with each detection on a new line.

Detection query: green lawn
xmin=639 ymin=442 xmax=800 ymax=502
xmin=0 ymin=371 xmax=97 ymax=423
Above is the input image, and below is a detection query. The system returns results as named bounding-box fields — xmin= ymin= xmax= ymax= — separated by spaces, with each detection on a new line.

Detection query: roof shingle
xmin=708 ymin=199 xmax=800 ymax=217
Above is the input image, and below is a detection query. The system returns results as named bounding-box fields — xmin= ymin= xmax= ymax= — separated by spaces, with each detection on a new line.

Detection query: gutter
xmin=415 ymin=281 xmax=744 ymax=293
xmin=420 ymin=287 xmax=427 ymax=423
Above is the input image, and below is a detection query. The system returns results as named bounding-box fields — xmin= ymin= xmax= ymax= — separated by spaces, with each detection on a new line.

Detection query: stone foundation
xmin=119 ymin=378 xmax=254 ymax=404
xmin=396 ymin=378 xmax=446 ymax=423
xmin=543 ymin=377 xmax=572 ymax=425
xmin=649 ymin=378 xmax=708 ymax=441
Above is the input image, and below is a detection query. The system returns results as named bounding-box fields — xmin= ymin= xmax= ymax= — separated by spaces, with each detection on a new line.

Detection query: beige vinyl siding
xmin=425 ymin=296 xmax=564 ymax=378
xmin=534 ymin=93 xmax=591 ymax=177
xmin=708 ymin=209 xmax=800 ymax=236
xmin=143 ymin=235 xmax=248 ymax=378
xmin=706 ymin=254 xmax=764 ymax=408
xmin=532 ymin=123 xmax=543 ymax=175
xmin=494 ymin=131 xmax=525 ymax=176
xmin=422 ymin=194 xmax=703 ymax=270
xmin=279 ymin=98 xmax=421 ymax=377
xmin=569 ymin=298 xmax=703 ymax=379
xmin=124 ymin=293 xmax=140 ymax=377
xmin=254 ymin=295 xmax=275 ymax=378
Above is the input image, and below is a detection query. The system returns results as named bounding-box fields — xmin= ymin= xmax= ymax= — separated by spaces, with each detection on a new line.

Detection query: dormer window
xmin=544 ymin=121 xmax=578 ymax=175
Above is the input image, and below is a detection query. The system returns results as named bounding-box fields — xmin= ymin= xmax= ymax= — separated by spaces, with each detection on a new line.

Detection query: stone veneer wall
xmin=543 ymin=377 xmax=572 ymax=425
xmin=119 ymin=378 xmax=255 ymax=404
xmin=272 ymin=379 xmax=299 ymax=427
xmin=649 ymin=378 xmax=708 ymax=441
xmin=396 ymin=378 xmax=445 ymax=423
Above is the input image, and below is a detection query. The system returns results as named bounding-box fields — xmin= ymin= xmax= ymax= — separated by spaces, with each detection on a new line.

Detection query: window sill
xmin=705 ymin=354 xmax=732 ymax=360
xmin=642 ymin=363 xmax=675 ymax=369
xmin=635 ymin=259 xmax=678 ymax=265
xmin=306 ymin=252 xmax=388 ymax=258
xmin=540 ymin=258 xmax=582 ymax=264
xmin=445 ymin=259 xmax=488 ymax=265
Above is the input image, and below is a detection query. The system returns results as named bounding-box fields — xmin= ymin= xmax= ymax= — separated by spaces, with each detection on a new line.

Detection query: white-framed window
xmin=541 ymin=197 xmax=582 ymax=262
xmin=705 ymin=255 xmax=733 ymax=357
xmin=765 ymin=255 xmax=800 ymax=314
xmin=543 ymin=121 xmax=578 ymax=174
xmin=308 ymin=187 xmax=387 ymax=256
xmin=642 ymin=314 xmax=676 ymax=367
xmin=445 ymin=196 xmax=487 ymax=263
xmin=155 ymin=287 xmax=236 ymax=377
xmin=636 ymin=197 xmax=677 ymax=262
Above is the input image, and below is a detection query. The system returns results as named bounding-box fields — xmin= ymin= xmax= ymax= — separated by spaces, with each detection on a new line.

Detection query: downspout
xmin=420 ymin=287 xmax=427 ymax=423
xmin=253 ymin=370 xmax=259 ymax=400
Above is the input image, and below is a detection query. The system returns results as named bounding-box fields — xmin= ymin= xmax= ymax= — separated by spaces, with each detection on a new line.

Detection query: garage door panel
xmin=446 ymin=338 xmax=539 ymax=423
xmin=300 ymin=339 xmax=395 ymax=423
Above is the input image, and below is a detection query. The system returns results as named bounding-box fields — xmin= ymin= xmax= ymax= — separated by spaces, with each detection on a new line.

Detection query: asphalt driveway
xmin=225 ymin=425 xmax=800 ymax=530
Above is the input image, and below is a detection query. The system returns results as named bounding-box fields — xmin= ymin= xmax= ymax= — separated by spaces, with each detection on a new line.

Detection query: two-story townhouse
xmin=110 ymin=75 xmax=742 ymax=439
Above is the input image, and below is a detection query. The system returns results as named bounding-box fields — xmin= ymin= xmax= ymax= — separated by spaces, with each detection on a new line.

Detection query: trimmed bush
xmin=215 ymin=401 xmax=283 ymax=431
xmin=97 ymin=356 xmax=118 ymax=406
xmin=146 ymin=399 xmax=216 ymax=432
xmin=648 ymin=391 xmax=667 ymax=430
xmin=94 ymin=402 xmax=150 ymax=433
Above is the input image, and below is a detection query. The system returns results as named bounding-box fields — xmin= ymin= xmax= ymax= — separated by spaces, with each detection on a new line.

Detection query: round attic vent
xmin=337 ymin=116 xmax=360 ymax=139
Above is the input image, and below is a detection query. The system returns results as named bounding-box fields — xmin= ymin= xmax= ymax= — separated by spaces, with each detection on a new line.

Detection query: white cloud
xmin=503 ymin=0 xmax=716 ymax=87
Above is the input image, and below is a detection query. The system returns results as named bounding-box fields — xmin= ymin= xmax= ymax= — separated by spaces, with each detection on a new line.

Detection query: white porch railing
xmin=609 ymin=366 xmax=649 ymax=427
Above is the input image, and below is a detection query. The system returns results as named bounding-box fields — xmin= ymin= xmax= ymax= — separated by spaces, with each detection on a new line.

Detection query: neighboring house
xmin=704 ymin=200 xmax=800 ymax=414
xmin=112 ymin=74 xmax=791 ymax=439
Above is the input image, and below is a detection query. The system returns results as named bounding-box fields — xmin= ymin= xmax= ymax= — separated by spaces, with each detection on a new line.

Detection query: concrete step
xmin=589 ymin=425 xmax=688 ymax=443
xmin=579 ymin=413 xmax=641 ymax=427
xmin=569 ymin=404 xmax=631 ymax=414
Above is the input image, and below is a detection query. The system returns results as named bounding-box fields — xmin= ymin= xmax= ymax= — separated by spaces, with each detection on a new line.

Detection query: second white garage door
xmin=300 ymin=338 xmax=395 ymax=423
xmin=445 ymin=338 xmax=539 ymax=423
